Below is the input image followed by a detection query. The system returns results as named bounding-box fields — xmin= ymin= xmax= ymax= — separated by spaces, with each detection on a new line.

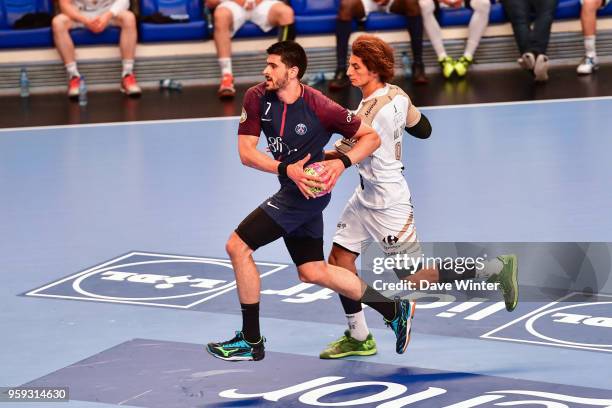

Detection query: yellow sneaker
xmin=454 ymin=55 xmax=473 ymax=77
xmin=439 ymin=56 xmax=455 ymax=79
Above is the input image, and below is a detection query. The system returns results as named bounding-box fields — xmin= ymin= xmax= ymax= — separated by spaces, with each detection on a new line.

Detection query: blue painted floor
xmin=1 ymin=97 xmax=611 ymax=407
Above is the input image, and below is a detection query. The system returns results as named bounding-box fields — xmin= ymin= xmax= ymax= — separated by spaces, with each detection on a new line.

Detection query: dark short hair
xmin=351 ymin=34 xmax=395 ymax=83
xmin=266 ymin=41 xmax=307 ymax=79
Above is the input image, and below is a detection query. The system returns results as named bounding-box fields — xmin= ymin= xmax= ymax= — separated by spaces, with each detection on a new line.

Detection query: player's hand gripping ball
xmin=303 ymin=162 xmax=330 ymax=198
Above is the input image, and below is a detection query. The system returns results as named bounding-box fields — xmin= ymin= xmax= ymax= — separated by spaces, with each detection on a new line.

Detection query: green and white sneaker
xmin=487 ymin=255 xmax=519 ymax=312
xmin=454 ymin=55 xmax=473 ymax=77
xmin=206 ymin=331 xmax=265 ymax=361
xmin=439 ymin=56 xmax=455 ymax=78
xmin=319 ymin=330 xmax=377 ymax=359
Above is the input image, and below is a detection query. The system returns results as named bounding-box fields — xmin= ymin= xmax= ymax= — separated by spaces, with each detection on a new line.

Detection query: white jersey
xmin=353 ymin=84 xmax=418 ymax=209
xmin=72 ymin=0 xmax=128 ymax=16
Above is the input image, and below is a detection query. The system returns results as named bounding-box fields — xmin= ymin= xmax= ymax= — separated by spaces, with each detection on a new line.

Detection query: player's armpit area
xmin=405 ymin=114 xmax=432 ymax=139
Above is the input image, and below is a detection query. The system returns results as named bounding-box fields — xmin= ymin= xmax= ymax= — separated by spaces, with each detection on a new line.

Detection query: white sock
xmin=584 ymin=35 xmax=596 ymax=58
xmin=475 ymin=258 xmax=503 ymax=280
xmin=218 ymin=57 xmax=232 ymax=76
xmin=65 ymin=62 xmax=80 ymax=78
xmin=122 ymin=59 xmax=134 ymax=77
xmin=464 ymin=0 xmax=490 ymax=59
xmin=419 ymin=0 xmax=446 ymax=59
xmin=346 ymin=310 xmax=369 ymax=341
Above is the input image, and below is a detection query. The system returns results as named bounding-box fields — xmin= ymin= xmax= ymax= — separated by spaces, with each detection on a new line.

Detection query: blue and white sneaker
xmin=384 ymin=298 xmax=416 ymax=354
xmin=577 ymin=55 xmax=599 ymax=75
xmin=206 ymin=331 xmax=265 ymax=361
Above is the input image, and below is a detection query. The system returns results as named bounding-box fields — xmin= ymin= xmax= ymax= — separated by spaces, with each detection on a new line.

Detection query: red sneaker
xmin=67 ymin=76 xmax=80 ymax=99
xmin=121 ymin=73 xmax=142 ymax=96
xmin=218 ymin=73 xmax=236 ymax=99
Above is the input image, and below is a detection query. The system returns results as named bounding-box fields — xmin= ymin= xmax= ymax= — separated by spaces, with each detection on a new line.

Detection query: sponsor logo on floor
xmin=482 ymin=293 xmax=612 ymax=353
xmin=25 ymin=251 xmax=287 ymax=308
xmin=25 ymin=338 xmax=612 ymax=408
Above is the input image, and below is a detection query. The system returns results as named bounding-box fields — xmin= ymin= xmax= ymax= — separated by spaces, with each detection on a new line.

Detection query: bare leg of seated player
xmin=213 ymin=6 xmax=236 ymax=99
xmin=390 ymin=0 xmax=429 ymax=84
xmin=52 ymin=13 xmax=81 ymax=98
xmin=51 ymin=11 xmax=140 ymax=98
xmin=577 ymin=0 xmax=600 ymax=75
xmin=268 ymin=2 xmax=295 ymax=41
xmin=115 ymin=10 xmax=141 ymax=96
xmin=329 ymin=0 xmax=365 ymax=90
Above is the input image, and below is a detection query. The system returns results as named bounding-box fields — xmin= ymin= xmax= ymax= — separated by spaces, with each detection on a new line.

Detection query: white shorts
xmin=333 ymin=192 xmax=421 ymax=257
xmin=580 ymin=0 xmax=611 ymax=7
xmin=360 ymin=0 xmax=397 ymax=16
xmin=70 ymin=8 xmax=122 ymax=28
xmin=217 ymin=0 xmax=282 ymax=36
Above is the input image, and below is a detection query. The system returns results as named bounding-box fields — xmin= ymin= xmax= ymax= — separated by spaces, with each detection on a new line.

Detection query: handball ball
xmin=303 ymin=162 xmax=329 ymax=198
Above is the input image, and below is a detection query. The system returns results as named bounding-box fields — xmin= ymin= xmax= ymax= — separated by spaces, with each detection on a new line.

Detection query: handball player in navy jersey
xmin=206 ymin=41 xmax=416 ymax=361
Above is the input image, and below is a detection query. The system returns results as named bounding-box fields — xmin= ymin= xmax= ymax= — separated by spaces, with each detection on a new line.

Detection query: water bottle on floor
xmin=306 ymin=72 xmax=325 ymax=86
xmin=401 ymin=52 xmax=412 ymax=79
xmin=159 ymin=79 xmax=183 ymax=91
xmin=20 ymin=68 xmax=30 ymax=98
xmin=79 ymin=76 xmax=88 ymax=107
xmin=204 ymin=7 xmax=214 ymax=31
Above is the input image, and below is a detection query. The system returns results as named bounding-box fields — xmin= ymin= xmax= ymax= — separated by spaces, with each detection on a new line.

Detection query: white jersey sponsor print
xmin=353 ymin=84 xmax=413 ymax=209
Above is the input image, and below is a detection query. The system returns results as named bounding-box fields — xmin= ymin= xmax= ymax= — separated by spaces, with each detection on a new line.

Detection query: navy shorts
xmin=234 ymin=187 xmax=331 ymax=266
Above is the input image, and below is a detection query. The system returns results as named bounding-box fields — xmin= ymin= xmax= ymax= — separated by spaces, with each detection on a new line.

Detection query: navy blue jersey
xmin=238 ymin=82 xmax=362 ymax=197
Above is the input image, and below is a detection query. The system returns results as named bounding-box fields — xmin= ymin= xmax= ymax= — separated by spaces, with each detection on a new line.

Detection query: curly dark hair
xmin=351 ymin=34 xmax=395 ymax=83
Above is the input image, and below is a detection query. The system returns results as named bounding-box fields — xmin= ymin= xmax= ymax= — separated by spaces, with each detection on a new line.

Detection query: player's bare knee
xmin=405 ymin=0 xmax=420 ymax=16
xmin=118 ymin=11 xmax=136 ymax=28
xmin=214 ymin=8 xmax=232 ymax=28
xmin=271 ymin=4 xmax=293 ymax=25
xmin=281 ymin=6 xmax=294 ymax=25
xmin=225 ymin=233 xmax=250 ymax=259
xmin=329 ymin=244 xmax=357 ymax=269
xmin=337 ymin=0 xmax=356 ymax=20
xmin=52 ymin=14 xmax=70 ymax=32
xmin=471 ymin=0 xmax=490 ymax=13
xmin=298 ymin=270 xmax=324 ymax=285
xmin=297 ymin=263 xmax=325 ymax=285
xmin=582 ymin=0 xmax=600 ymax=12
xmin=418 ymin=0 xmax=434 ymax=14
xmin=327 ymin=251 xmax=337 ymax=266
xmin=328 ymin=245 xmax=342 ymax=266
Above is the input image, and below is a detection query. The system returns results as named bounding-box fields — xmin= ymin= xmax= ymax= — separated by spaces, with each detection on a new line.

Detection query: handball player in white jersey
xmin=320 ymin=34 xmax=518 ymax=359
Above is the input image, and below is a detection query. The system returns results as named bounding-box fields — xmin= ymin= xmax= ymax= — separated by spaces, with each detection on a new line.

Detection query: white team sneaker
xmin=576 ymin=56 xmax=599 ymax=75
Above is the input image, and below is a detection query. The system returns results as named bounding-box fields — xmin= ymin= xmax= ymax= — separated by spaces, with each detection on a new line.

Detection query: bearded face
xmin=263 ymin=54 xmax=292 ymax=91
